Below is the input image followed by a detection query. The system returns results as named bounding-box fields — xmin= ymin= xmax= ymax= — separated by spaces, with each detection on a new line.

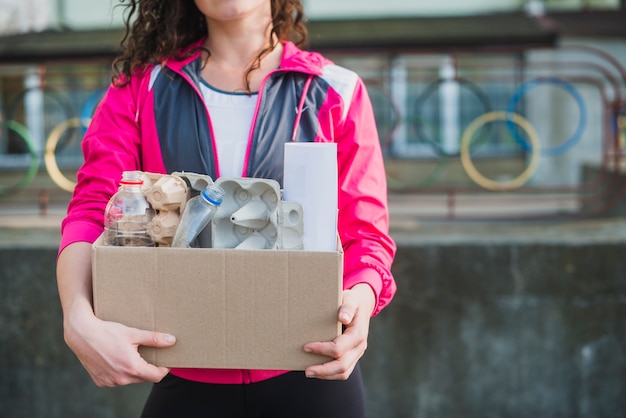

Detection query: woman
xmin=57 ymin=0 xmax=396 ymax=416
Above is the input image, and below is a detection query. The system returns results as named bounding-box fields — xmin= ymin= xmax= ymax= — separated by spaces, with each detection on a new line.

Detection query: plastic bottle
xmin=172 ymin=184 xmax=225 ymax=248
xmin=103 ymin=171 xmax=155 ymax=247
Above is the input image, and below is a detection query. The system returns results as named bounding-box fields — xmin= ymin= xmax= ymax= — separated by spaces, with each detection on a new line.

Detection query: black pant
xmin=141 ymin=364 xmax=365 ymax=418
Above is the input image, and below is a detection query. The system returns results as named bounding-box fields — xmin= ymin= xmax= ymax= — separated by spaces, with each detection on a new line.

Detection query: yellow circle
xmin=44 ymin=118 xmax=91 ymax=193
xmin=460 ymin=111 xmax=541 ymax=191
xmin=618 ymin=115 xmax=626 ymax=150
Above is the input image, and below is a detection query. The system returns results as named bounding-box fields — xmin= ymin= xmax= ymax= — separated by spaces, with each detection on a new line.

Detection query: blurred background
xmin=1 ymin=1 xmax=625 ymax=417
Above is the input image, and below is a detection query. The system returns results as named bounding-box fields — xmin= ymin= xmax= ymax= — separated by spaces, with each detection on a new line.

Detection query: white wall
xmin=303 ymin=0 xmax=525 ymax=19
xmin=0 ymin=0 xmax=53 ymax=35
xmin=58 ymin=0 xmax=125 ymax=30
xmin=545 ymin=0 xmax=621 ymax=10
xmin=0 ymin=0 xmax=125 ymax=34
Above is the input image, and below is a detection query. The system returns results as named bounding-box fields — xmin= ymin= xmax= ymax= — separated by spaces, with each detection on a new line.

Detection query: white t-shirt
xmin=199 ymin=80 xmax=258 ymax=178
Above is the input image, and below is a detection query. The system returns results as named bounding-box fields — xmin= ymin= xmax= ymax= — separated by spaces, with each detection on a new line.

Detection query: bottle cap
xmin=120 ymin=179 xmax=144 ymax=185
xmin=120 ymin=171 xmax=144 ymax=186
xmin=201 ymin=184 xmax=224 ymax=206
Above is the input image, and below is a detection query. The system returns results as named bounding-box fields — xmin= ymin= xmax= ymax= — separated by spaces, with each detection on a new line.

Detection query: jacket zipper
xmin=241 ymin=68 xmax=280 ymax=177
xmin=241 ymin=70 xmax=316 ymax=175
xmin=172 ymin=68 xmax=222 ymax=179
xmin=291 ymin=75 xmax=314 ymax=141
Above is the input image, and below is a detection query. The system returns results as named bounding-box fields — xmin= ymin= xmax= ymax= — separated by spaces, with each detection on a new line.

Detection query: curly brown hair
xmin=112 ymin=0 xmax=308 ymax=90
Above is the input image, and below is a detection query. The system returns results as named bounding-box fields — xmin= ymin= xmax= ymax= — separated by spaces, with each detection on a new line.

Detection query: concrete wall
xmin=0 ymin=247 xmax=151 ymax=418
xmin=364 ymin=231 xmax=626 ymax=417
xmin=1 ymin=222 xmax=625 ymax=417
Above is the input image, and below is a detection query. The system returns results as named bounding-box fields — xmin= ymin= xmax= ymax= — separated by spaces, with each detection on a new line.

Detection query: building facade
xmin=0 ymin=1 xmax=625 ymax=215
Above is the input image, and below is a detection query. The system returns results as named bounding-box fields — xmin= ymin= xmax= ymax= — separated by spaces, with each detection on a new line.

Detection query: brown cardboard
xmin=91 ymin=235 xmax=343 ymax=370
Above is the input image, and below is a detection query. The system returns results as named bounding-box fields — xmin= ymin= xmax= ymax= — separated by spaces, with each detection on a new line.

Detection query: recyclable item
xmin=103 ymin=171 xmax=155 ymax=247
xmin=93 ymin=174 xmax=338 ymax=370
xmin=149 ymin=211 xmax=181 ymax=247
xmin=278 ymin=201 xmax=304 ymax=250
xmin=283 ymin=142 xmax=338 ymax=251
xmin=212 ymin=178 xmax=278 ymax=249
xmin=230 ymin=200 xmax=271 ymax=229
xmin=234 ymin=231 xmax=272 ymax=249
xmin=91 ymin=233 xmax=343 ymax=370
xmin=144 ymin=174 xmax=190 ymax=247
xmin=172 ymin=184 xmax=225 ymax=248
xmin=145 ymin=175 xmax=189 ymax=212
xmin=211 ymin=178 xmax=303 ymax=250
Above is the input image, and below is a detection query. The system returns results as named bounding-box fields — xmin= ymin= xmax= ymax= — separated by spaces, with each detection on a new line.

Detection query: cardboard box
xmin=92 ymin=235 xmax=343 ymax=370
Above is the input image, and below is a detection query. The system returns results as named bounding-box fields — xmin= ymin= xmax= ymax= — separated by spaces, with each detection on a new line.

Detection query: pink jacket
xmin=60 ymin=40 xmax=396 ymax=384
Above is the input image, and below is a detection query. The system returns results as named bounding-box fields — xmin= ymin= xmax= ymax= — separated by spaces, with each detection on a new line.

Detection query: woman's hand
xmin=64 ymin=306 xmax=176 ymax=387
xmin=57 ymin=242 xmax=176 ymax=387
xmin=303 ymin=283 xmax=376 ymax=380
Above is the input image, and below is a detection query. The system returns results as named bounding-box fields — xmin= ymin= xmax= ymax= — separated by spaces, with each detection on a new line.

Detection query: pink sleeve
xmin=58 ymin=80 xmax=144 ymax=256
xmin=335 ymin=78 xmax=397 ymax=316
xmin=58 ymin=219 xmax=105 ymax=255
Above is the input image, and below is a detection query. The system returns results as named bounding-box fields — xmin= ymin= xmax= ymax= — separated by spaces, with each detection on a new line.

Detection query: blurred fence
xmin=1 ymin=43 xmax=625 ymax=219
xmin=334 ymin=43 xmax=626 ymax=219
xmin=0 ymin=63 xmax=109 ymax=199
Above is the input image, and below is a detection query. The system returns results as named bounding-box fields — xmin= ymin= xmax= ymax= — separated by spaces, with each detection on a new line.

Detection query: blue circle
xmin=80 ymin=87 xmax=107 ymax=133
xmin=506 ymin=77 xmax=587 ymax=157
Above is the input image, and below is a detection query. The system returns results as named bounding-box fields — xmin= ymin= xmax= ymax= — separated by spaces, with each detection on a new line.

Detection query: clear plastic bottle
xmin=103 ymin=171 xmax=155 ymax=247
xmin=172 ymin=184 xmax=225 ymax=248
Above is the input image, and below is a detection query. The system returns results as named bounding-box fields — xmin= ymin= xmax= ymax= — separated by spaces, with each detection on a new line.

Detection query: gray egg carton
xmin=211 ymin=178 xmax=304 ymax=250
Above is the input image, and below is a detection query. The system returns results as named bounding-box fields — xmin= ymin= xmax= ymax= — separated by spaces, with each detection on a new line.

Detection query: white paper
xmin=283 ymin=142 xmax=337 ymax=251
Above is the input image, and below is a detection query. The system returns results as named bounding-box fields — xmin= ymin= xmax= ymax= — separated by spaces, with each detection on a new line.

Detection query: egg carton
xmin=139 ymin=173 xmax=302 ymax=249
xmin=141 ymin=172 xmax=214 ymax=247
xmin=212 ymin=178 xmax=304 ymax=250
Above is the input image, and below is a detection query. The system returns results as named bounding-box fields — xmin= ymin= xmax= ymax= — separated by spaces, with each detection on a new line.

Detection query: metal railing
xmin=352 ymin=43 xmax=626 ymax=219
